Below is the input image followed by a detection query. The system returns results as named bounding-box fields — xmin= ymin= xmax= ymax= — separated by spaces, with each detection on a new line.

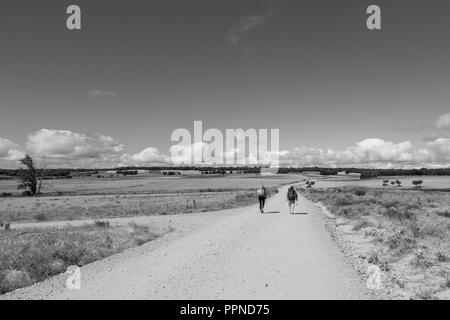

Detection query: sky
xmin=0 ymin=0 xmax=449 ymax=168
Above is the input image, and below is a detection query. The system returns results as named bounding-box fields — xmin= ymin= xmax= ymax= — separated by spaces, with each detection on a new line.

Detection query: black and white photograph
xmin=0 ymin=0 xmax=449 ymax=305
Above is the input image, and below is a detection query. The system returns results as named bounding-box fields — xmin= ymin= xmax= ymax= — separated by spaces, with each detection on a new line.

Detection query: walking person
xmin=287 ymin=186 xmax=298 ymax=214
xmin=257 ymin=184 xmax=267 ymax=213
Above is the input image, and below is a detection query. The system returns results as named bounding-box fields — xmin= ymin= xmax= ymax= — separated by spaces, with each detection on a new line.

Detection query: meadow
xmin=0 ymin=174 xmax=299 ymax=196
xmin=0 ymin=174 xmax=296 ymax=224
xmin=311 ymin=175 xmax=449 ymax=190
xmin=302 ymin=186 xmax=450 ymax=299
xmin=0 ymin=222 xmax=170 ymax=294
xmin=0 ymin=174 xmax=298 ymax=295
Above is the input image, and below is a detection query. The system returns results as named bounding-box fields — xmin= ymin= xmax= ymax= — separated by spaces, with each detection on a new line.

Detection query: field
xmin=0 ymin=222 xmax=170 ymax=294
xmin=1 ymin=172 xmax=448 ymax=298
xmin=308 ymin=175 xmax=450 ymax=190
xmin=0 ymin=174 xmax=300 ymax=295
xmin=0 ymin=174 xmax=299 ymax=224
xmin=0 ymin=174 xmax=299 ymax=196
xmin=301 ymin=185 xmax=450 ymax=299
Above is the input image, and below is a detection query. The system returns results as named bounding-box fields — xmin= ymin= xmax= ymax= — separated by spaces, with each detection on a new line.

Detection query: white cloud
xmin=226 ymin=0 xmax=276 ymax=49
xmin=88 ymin=89 xmax=118 ymax=97
xmin=1 ymin=127 xmax=450 ymax=169
xmin=227 ymin=15 xmax=267 ymax=46
xmin=426 ymin=137 xmax=450 ymax=161
xmin=126 ymin=147 xmax=171 ymax=166
xmin=26 ymin=129 xmax=124 ymax=160
xmin=280 ymin=138 xmax=449 ymax=168
xmin=0 ymin=138 xmax=24 ymax=161
xmin=437 ymin=113 xmax=450 ymax=130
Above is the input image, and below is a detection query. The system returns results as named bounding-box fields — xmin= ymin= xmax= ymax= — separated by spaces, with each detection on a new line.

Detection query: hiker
xmin=257 ymin=184 xmax=267 ymax=213
xmin=287 ymin=186 xmax=298 ymax=214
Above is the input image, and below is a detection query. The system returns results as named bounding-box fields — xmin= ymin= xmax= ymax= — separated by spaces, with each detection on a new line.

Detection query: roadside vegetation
xmin=0 ymin=222 xmax=169 ymax=294
xmin=0 ymin=188 xmax=277 ymax=224
xmin=301 ymin=186 xmax=450 ymax=299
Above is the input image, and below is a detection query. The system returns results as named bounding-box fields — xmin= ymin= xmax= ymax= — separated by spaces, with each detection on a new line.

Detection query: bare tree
xmin=17 ymin=154 xmax=47 ymax=195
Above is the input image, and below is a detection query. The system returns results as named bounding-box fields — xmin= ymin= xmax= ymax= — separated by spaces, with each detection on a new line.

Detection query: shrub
xmin=414 ymin=289 xmax=436 ymax=300
xmin=412 ymin=180 xmax=423 ymax=188
xmin=94 ymin=220 xmax=110 ymax=228
xmin=414 ymin=248 xmax=437 ymax=268
xmin=0 ymin=193 xmax=13 ymax=197
xmin=384 ymin=227 xmax=416 ymax=253
xmin=2 ymin=270 xmax=31 ymax=292
xmin=435 ymin=207 xmax=450 ymax=218
xmin=34 ymin=213 xmax=48 ymax=222
xmin=354 ymin=189 xmax=367 ymax=197
xmin=353 ymin=218 xmax=374 ymax=231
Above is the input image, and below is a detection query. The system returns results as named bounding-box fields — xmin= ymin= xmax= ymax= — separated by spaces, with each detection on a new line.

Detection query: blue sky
xmin=0 ymin=0 xmax=449 ymax=168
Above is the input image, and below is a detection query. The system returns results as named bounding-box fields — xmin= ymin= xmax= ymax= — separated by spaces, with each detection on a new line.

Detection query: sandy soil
xmin=1 ymin=186 xmax=373 ymax=300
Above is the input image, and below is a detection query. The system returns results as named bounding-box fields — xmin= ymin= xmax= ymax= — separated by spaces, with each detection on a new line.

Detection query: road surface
xmin=2 ymin=186 xmax=372 ymax=300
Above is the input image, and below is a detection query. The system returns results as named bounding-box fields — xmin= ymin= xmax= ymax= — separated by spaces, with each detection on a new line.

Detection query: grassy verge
xmin=0 ymin=222 xmax=170 ymax=295
xmin=301 ymin=186 xmax=450 ymax=300
xmin=0 ymin=188 xmax=278 ymax=224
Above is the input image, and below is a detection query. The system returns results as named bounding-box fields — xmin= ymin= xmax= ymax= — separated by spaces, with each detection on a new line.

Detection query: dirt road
xmin=3 ymin=186 xmax=372 ymax=300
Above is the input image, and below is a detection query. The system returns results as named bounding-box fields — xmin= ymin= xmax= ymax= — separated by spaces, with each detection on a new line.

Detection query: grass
xmin=0 ymin=174 xmax=299 ymax=196
xmin=0 ymin=187 xmax=278 ymax=224
xmin=301 ymin=186 xmax=450 ymax=299
xmin=0 ymin=222 xmax=169 ymax=295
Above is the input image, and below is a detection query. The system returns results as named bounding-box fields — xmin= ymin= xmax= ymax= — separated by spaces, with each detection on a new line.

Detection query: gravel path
xmin=2 ymin=186 xmax=372 ymax=300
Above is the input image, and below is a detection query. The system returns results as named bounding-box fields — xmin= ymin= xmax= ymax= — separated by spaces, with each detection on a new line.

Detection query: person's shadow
xmin=262 ymin=211 xmax=280 ymax=214
xmin=290 ymin=212 xmax=309 ymax=215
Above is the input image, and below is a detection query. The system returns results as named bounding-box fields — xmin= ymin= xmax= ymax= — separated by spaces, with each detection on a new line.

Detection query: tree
xmin=306 ymin=181 xmax=316 ymax=188
xmin=412 ymin=180 xmax=423 ymax=188
xmin=396 ymin=180 xmax=402 ymax=187
xmin=17 ymin=154 xmax=47 ymax=195
xmin=383 ymin=180 xmax=389 ymax=187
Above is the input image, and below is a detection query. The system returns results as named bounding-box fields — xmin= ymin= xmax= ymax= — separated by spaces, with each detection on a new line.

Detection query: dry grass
xmin=0 ymin=222 xmax=169 ymax=294
xmin=0 ymin=174 xmax=298 ymax=196
xmin=0 ymin=188 xmax=277 ymax=224
xmin=302 ymin=186 xmax=450 ymax=299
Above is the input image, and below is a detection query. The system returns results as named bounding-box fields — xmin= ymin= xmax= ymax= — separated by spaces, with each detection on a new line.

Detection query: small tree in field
xmin=306 ymin=181 xmax=316 ymax=188
xmin=396 ymin=180 xmax=402 ymax=187
xmin=412 ymin=180 xmax=423 ymax=188
xmin=383 ymin=180 xmax=389 ymax=187
xmin=17 ymin=154 xmax=47 ymax=195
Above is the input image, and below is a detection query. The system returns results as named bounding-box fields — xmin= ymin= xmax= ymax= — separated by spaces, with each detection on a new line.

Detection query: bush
xmin=1 ymin=270 xmax=32 ymax=292
xmin=354 ymin=189 xmax=367 ymax=197
xmin=34 ymin=213 xmax=48 ymax=222
xmin=94 ymin=220 xmax=110 ymax=228
xmin=435 ymin=208 xmax=450 ymax=218
xmin=0 ymin=193 xmax=13 ymax=197
xmin=384 ymin=227 xmax=416 ymax=253
xmin=414 ymin=248 xmax=437 ymax=268
xmin=412 ymin=180 xmax=423 ymax=188
xmin=353 ymin=218 xmax=374 ymax=231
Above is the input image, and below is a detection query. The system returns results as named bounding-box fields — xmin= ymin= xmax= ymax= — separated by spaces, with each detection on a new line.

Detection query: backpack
xmin=257 ymin=187 xmax=266 ymax=197
xmin=288 ymin=188 xmax=298 ymax=201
